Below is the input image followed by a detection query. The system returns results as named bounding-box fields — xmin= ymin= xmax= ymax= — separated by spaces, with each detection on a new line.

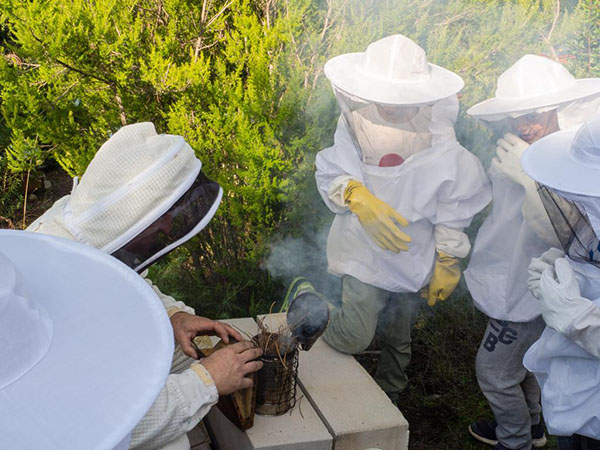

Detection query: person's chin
xmin=521 ymin=135 xmax=537 ymax=144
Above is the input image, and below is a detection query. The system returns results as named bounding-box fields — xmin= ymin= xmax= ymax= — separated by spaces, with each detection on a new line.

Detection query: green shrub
xmin=0 ymin=0 xmax=588 ymax=317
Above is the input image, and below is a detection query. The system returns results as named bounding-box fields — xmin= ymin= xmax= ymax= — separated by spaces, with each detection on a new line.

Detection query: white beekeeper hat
xmin=522 ymin=114 xmax=600 ymax=197
xmin=62 ymin=122 xmax=222 ymax=272
xmin=0 ymin=230 xmax=174 ymax=450
xmin=324 ymin=34 xmax=464 ymax=105
xmin=468 ymin=55 xmax=600 ymax=120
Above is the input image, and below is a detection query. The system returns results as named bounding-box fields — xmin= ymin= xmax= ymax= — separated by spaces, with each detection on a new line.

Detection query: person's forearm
xmin=129 ymin=368 xmax=218 ymax=449
xmin=141 ymin=271 xmax=195 ymax=316
xmin=434 ymin=225 xmax=470 ymax=258
xmin=562 ymin=303 xmax=600 ymax=359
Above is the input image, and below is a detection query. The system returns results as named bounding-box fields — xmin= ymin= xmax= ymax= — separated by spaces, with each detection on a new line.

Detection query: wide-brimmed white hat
xmin=522 ymin=115 xmax=600 ymax=197
xmin=468 ymin=55 xmax=600 ymax=119
xmin=324 ymin=34 xmax=464 ymax=105
xmin=0 ymin=230 xmax=173 ymax=450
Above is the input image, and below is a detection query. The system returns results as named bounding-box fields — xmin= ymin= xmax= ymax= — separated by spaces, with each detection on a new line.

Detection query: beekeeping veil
xmin=62 ymin=123 xmax=222 ymax=272
xmin=522 ymin=115 xmax=600 ymax=268
xmin=324 ymin=34 xmax=464 ymax=167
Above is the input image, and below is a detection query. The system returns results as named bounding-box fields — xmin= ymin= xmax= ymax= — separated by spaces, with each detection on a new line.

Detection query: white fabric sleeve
xmin=430 ymin=145 xmax=492 ymax=228
xmin=558 ymin=300 xmax=600 ymax=359
xmin=315 ymin=118 xmax=365 ymax=214
xmin=141 ymin=270 xmax=195 ymax=317
xmin=327 ymin=175 xmax=355 ymax=209
xmin=434 ymin=225 xmax=470 ymax=258
xmin=129 ymin=364 xmax=219 ymax=449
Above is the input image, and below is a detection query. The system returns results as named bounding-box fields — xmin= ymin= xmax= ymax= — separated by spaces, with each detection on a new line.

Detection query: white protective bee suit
xmin=317 ymin=36 xmax=491 ymax=294
xmin=27 ymin=123 xmax=222 ymax=450
xmin=317 ymin=99 xmax=490 ymax=292
xmin=463 ymin=55 xmax=600 ymax=450
xmin=465 ymin=55 xmax=600 ymax=322
xmin=523 ymin=116 xmax=600 ymax=442
xmin=315 ymin=34 xmax=491 ymax=402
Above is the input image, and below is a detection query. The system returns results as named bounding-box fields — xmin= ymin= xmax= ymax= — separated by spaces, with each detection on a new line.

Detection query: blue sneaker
xmin=469 ymin=419 xmax=546 ymax=448
xmin=281 ymin=277 xmax=329 ymax=351
xmin=280 ymin=277 xmax=316 ymax=312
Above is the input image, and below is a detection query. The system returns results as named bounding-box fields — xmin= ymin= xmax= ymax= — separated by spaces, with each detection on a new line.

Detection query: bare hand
xmin=200 ymin=341 xmax=263 ymax=395
xmin=170 ymin=312 xmax=244 ymax=359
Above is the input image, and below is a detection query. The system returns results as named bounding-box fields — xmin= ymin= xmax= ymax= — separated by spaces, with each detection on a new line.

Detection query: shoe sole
xmin=533 ymin=435 xmax=547 ymax=448
xmin=468 ymin=425 xmax=547 ymax=448
xmin=468 ymin=425 xmax=497 ymax=446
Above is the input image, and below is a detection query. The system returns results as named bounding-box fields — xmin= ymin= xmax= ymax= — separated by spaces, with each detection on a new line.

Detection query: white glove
xmin=538 ymin=258 xmax=595 ymax=336
xmin=493 ymin=132 xmax=530 ymax=186
xmin=528 ymin=248 xmax=565 ymax=299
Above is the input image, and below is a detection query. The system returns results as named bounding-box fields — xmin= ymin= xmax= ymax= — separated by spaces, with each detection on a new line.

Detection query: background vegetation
xmin=1 ymin=0 xmax=598 ymax=448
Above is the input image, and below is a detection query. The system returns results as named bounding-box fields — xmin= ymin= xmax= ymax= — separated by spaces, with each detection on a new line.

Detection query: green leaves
xmin=0 ymin=0 xmax=594 ymax=315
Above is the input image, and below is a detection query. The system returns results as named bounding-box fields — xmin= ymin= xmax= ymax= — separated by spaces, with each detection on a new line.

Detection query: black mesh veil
xmin=111 ymin=171 xmax=222 ymax=273
xmin=537 ymin=184 xmax=600 ymax=268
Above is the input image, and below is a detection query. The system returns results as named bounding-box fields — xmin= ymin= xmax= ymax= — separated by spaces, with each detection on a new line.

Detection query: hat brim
xmin=468 ymin=79 xmax=600 ymax=119
xmin=324 ymin=53 xmax=465 ymax=105
xmin=521 ymin=126 xmax=600 ymax=197
xmin=0 ymin=231 xmax=174 ymax=450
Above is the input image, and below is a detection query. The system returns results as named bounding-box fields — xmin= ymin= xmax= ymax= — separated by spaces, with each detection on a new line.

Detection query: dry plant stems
xmin=252 ymin=316 xmax=297 ymax=366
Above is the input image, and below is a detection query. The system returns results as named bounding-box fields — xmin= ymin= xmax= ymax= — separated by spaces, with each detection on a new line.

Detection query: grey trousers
xmin=476 ymin=317 xmax=546 ymax=450
xmin=323 ymin=275 xmax=423 ymax=402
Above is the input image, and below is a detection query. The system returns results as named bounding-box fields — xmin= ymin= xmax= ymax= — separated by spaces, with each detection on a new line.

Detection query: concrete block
xmin=259 ymin=313 xmax=409 ymax=450
xmin=206 ymin=317 xmax=332 ymax=450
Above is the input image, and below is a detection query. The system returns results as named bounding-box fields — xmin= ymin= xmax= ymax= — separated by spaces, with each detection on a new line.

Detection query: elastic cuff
xmin=328 ymin=175 xmax=356 ymax=209
xmin=167 ymin=307 xmax=184 ymax=318
xmin=191 ymin=362 xmax=216 ymax=388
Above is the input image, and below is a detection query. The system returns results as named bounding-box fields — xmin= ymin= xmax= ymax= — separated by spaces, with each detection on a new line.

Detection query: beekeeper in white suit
xmin=27 ymin=122 xmax=264 ymax=450
xmin=523 ymin=114 xmax=600 ymax=450
xmin=464 ymin=55 xmax=600 ymax=450
xmin=286 ymin=34 xmax=491 ymax=404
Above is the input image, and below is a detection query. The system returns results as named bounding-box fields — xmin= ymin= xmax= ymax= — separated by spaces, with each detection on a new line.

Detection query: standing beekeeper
xmin=523 ymin=114 xmax=600 ymax=450
xmin=464 ymin=55 xmax=600 ymax=450
xmin=286 ymin=34 xmax=491 ymax=404
xmin=26 ymin=122 xmax=263 ymax=450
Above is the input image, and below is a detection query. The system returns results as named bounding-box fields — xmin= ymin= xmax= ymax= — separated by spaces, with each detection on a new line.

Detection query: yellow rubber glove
xmin=344 ymin=180 xmax=411 ymax=252
xmin=422 ymin=251 xmax=461 ymax=306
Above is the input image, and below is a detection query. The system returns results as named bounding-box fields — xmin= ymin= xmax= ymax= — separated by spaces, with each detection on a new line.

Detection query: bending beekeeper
xmin=285 ymin=34 xmax=491 ymax=404
xmin=523 ymin=114 xmax=600 ymax=450
xmin=27 ymin=122 xmax=263 ymax=450
xmin=464 ymin=55 xmax=600 ymax=450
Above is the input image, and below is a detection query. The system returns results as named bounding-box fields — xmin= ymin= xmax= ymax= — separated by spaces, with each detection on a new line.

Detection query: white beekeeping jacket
xmin=465 ymin=95 xmax=600 ymax=322
xmin=315 ymin=96 xmax=491 ymax=293
xmin=524 ymin=259 xmax=600 ymax=439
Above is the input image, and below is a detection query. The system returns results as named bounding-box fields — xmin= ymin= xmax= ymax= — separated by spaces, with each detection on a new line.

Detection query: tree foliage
xmin=0 ymin=0 xmax=589 ymax=316
xmin=569 ymin=0 xmax=600 ymax=77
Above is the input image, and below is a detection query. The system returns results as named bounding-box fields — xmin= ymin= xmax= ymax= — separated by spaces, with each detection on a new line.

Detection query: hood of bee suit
xmin=61 ymin=122 xmax=222 ymax=272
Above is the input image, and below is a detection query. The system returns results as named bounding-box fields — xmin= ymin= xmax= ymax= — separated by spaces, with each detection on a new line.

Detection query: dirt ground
xmin=4 ymin=167 xmax=73 ymax=229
